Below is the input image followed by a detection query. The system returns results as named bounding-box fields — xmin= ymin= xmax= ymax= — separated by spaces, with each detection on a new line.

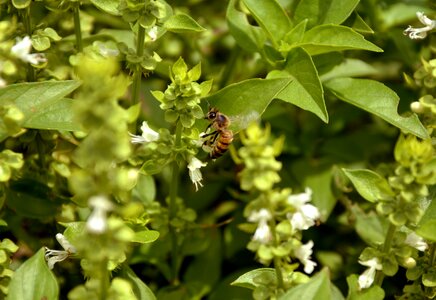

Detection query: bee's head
xmin=206 ymin=107 xmax=219 ymax=120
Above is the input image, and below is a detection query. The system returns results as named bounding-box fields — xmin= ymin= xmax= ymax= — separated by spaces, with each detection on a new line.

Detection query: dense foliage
xmin=0 ymin=0 xmax=435 ymax=299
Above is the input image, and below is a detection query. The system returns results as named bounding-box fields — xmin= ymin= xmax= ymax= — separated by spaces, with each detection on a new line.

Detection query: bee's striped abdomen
xmin=211 ymin=129 xmax=233 ymax=158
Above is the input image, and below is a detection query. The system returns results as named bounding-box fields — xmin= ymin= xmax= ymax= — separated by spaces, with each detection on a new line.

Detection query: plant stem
xmin=374 ymin=223 xmax=396 ymax=285
xmin=73 ymin=4 xmax=83 ymax=52
xmin=267 ymin=206 xmax=285 ymax=290
xmin=99 ymin=258 xmax=109 ymax=300
xmin=21 ymin=7 xmax=35 ymax=82
xmin=169 ymin=120 xmax=183 ymax=284
xmin=131 ymin=26 xmax=146 ymax=106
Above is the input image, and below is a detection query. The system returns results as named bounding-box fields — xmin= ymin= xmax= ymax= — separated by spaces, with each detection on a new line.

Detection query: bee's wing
xmin=228 ymin=110 xmax=260 ymax=132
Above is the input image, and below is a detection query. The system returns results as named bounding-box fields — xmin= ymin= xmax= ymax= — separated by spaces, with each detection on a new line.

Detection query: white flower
xmin=358 ymin=258 xmax=382 ymax=289
xmin=97 ymin=43 xmax=119 ymax=57
xmin=11 ymin=36 xmax=47 ymax=65
xmin=86 ymin=195 xmax=113 ymax=234
xmin=248 ymin=209 xmax=273 ymax=244
xmin=294 ymin=240 xmax=317 ymax=274
xmin=405 ymin=232 xmax=428 ymax=251
xmin=129 ymin=121 xmax=160 ymax=144
xmin=0 ymin=77 xmax=5 ymax=88
xmin=287 ymin=188 xmax=320 ymax=231
xmin=188 ymin=157 xmax=207 ymax=191
xmin=404 ymin=12 xmax=436 ymax=40
xmin=147 ymin=26 xmax=159 ymax=41
xmin=44 ymin=233 xmax=76 ymax=269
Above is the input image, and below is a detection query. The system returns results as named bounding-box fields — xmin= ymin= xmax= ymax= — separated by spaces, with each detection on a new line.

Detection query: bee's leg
xmin=201 ymin=130 xmax=218 ymax=139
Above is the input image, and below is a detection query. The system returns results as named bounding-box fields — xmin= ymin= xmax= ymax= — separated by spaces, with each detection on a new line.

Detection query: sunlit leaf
xmin=201 ymin=78 xmax=291 ymax=132
xmin=7 ymin=248 xmax=59 ymax=300
xmin=89 ymin=0 xmax=121 ymax=16
xmin=299 ymin=25 xmax=382 ymax=55
xmin=164 ymin=14 xmax=206 ymax=33
xmin=325 ymin=78 xmax=428 ymax=139
xmin=294 ymin=0 xmax=359 ymax=28
xmin=231 ymin=268 xmax=276 ymax=289
xmin=118 ymin=265 xmax=157 ymax=300
xmin=131 ymin=230 xmax=160 ymax=244
xmin=342 ymin=169 xmax=395 ymax=202
xmin=346 ymin=274 xmax=385 ymax=299
xmin=278 ymin=269 xmax=331 ymax=299
xmin=268 ymin=47 xmax=328 ymax=123
xmin=242 ymin=0 xmax=292 ymax=44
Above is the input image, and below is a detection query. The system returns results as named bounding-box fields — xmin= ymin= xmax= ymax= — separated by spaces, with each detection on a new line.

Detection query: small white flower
xmin=44 ymin=233 xmax=76 ymax=269
xmin=248 ymin=209 xmax=273 ymax=244
xmin=405 ymin=232 xmax=428 ymax=251
xmin=147 ymin=26 xmax=159 ymax=41
xmin=358 ymin=258 xmax=382 ymax=289
xmin=0 ymin=77 xmax=5 ymax=88
xmin=287 ymin=188 xmax=320 ymax=231
xmin=129 ymin=121 xmax=160 ymax=144
xmin=187 ymin=157 xmax=207 ymax=191
xmin=294 ymin=240 xmax=317 ymax=274
xmin=404 ymin=12 xmax=436 ymax=39
xmin=86 ymin=195 xmax=113 ymax=234
xmin=11 ymin=36 xmax=47 ymax=65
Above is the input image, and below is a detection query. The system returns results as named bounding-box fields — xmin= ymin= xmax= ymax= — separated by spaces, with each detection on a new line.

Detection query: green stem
xmin=99 ymin=258 xmax=110 ymax=300
xmin=169 ymin=120 xmax=183 ymax=284
xmin=73 ymin=4 xmax=83 ymax=52
xmin=219 ymin=46 xmax=241 ymax=89
xmin=131 ymin=26 xmax=146 ymax=106
xmin=429 ymin=243 xmax=436 ymax=266
xmin=21 ymin=7 xmax=35 ymax=82
xmin=374 ymin=223 xmax=396 ymax=285
xmin=267 ymin=203 xmax=284 ymax=290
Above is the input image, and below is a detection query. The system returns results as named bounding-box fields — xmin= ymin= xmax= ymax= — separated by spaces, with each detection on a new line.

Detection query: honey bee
xmin=202 ymin=107 xmax=234 ymax=159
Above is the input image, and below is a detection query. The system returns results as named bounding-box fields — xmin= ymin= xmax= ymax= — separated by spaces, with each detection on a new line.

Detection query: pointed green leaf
xmin=352 ymin=206 xmax=389 ymax=245
xmin=0 ymin=81 xmax=82 ymax=141
xmin=7 ymin=248 xmax=59 ymax=300
xmin=226 ymin=0 xmax=266 ymax=52
xmin=242 ymin=0 xmax=292 ymax=44
xmin=345 ymin=13 xmax=374 ymax=34
xmin=201 ymin=78 xmax=291 ymax=132
xmin=294 ymin=0 xmax=359 ymax=28
xmin=231 ymin=268 xmax=276 ymax=290
xmin=268 ymin=47 xmax=328 ymax=123
xmin=278 ymin=269 xmax=331 ymax=300
xmin=164 ymin=14 xmax=206 ymax=33
xmin=325 ymin=78 xmax=428 ymax=139
xmin=300 ymin=25 xmax=382 ymax=55
xmin=118 ymin=265 xmax=156 ymax=300
xmin=342 ymin=168 xmax=395 ymax=202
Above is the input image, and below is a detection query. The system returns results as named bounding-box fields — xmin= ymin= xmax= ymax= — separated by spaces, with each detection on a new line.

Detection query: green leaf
xmin=6 ymin=179 xmax=62 ymax=218
xmin=226 ymin=0 xmax=266 ymax=52
xmin=61 ymin=222 xmax=86 ymax=247
xmin=89 ymin=0 xmax=121 ymax=16
xmin=325 ymin=78 xmax=429 ymax=139
xmin=299 ymin=25 xmax=382 ymax=55
xmin=201 ymin=78 xmax=291 ymax=132
xmin=268 ymin=47 xmax=328 ymax=123
xmin=381 ymin=3 xmax=432 ymax=29
xmin=342 ymin=169 xmax=395 ymax=202
xmin=231 ymin=268 xmax=276 ymax=290
xmin=0 ymin=81 xmax=82 ymax=142
xmin=164 ymin=14 xmax=206 ymax=33
xmin=24 ymin=98 xmax=79 ymax=131
xmin=278 ymin=269 xmax=331 ymax=300
xmin=43 ymin=28 xmax=62 ymax=41
xmin=31 ymin=35 xmax=51 ymax=51
xmin=294 ymin=0 xmax=359 ymax=28
xmin=131 ymin=230 xmax=160 ymax=244
xmin=346 ymin=274 xmax=385 ymax=300
xmin=345 ymin=13 xmax=374 ymax=34
xmin=352 ymin=206 xmax=388 ymax=245
xmin=118 ymin=265 xmax=156 ymax=300
xmin=11 ymin=0 xmax=30 ymax=9
xmin=7 ymin=248 xmax=59 ymax=300
xmin=320 ymin=59 xmax=378 ymax=82
xmin=417 ymin=194 xmax=436 ymax=242
xmin=242 ymin=0 xmax=292 ymax=44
